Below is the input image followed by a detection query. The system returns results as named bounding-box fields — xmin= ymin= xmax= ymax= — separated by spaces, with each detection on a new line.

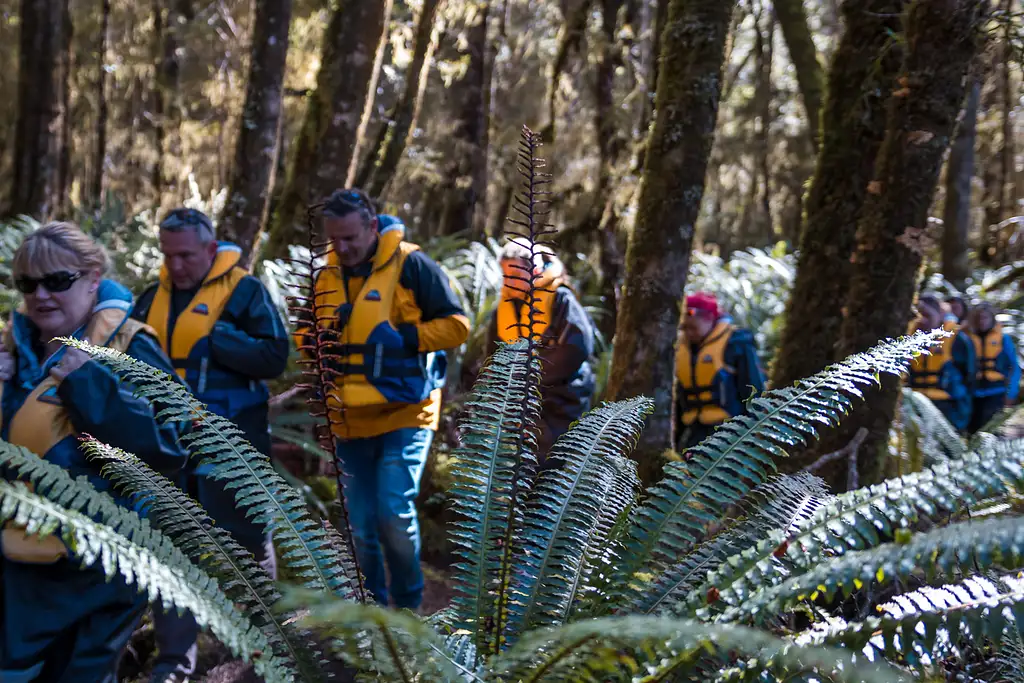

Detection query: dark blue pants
xmin=1 ymin=557 xmax=146 ymax=682
xmin=335 ymin=428 xmax=433 ymax=610
xmin=151 ymin=403 xmax=275 ymax=681
xmin=970 ymin=393 xmax=1006 ymax=434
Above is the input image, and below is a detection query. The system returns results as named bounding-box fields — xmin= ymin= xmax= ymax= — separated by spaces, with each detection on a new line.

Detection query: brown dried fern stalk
xmin=285 ymin=202 xmax=367 ymax=603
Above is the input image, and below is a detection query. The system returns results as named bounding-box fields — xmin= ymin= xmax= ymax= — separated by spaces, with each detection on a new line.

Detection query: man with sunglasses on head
xmin=130 ymin=207 xmax=289 ymax=683
xmin=295 ymin=188 xmax=469 ymax=612
xmin=675 ymin=292 xmax=766 ymax=451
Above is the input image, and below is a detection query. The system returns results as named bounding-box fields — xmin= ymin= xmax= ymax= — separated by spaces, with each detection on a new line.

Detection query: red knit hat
xmin=685 ymin=292 xmax=719 ymax=318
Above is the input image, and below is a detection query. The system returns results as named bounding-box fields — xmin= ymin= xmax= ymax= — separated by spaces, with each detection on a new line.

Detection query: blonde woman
xmin=0 ymin=222 xmax=187 ymax=682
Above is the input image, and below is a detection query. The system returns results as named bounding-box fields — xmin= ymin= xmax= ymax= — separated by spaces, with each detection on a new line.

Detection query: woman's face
xmin=19 ymin=268 xmax=101 ymax=341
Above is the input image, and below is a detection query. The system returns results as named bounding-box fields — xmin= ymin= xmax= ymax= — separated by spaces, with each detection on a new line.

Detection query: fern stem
xmin=520 ymin=633 xmax=599 ymax=683
xmin=378 ymin=624 xmax=414 ymax=683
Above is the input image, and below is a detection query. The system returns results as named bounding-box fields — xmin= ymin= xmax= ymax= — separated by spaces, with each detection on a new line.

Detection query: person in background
xmin=674 ymin=292 xmax=766 ymax=451
xmin=131 ymin=207 xmax=289 ymax=683
xmin=297 ymin=188 xmax=469 ymax=612
xmin=486 ymin=239 xmax=596 ymax=462
xmin=946 ymin=295 xmax=968 ymax=324
xmin=907 ymin=294 xmax=975 ymax=432
xmin=965 ymin=301 xmax=1020 ymax=432
xmin=0 ymin=222 xmax=186 ymax=682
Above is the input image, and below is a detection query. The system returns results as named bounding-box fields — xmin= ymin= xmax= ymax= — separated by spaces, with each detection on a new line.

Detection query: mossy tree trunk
xmin=606 ymin=0 xmax=736 ymax=476
xmin=220 ymin=0 xmax=292 ymax=266
xmin=262 ymin=0 xmax=393 ymax=260
xmin=774 ymin=0 xmax=825 ymax=149
xmin=770 ymin=0 xmax=906 ymax=392
xmin=9 ymin=0 xmax=70 ymax=220
xmin=359 ymin=0 xmax=443 ymax=198
xmin=942 ymin=72 xmax=980 ymax=290
xmin=438 ymin=1 xmax=490 ymax=239
xmin=828 ymin=0 xmax=987 ymax=490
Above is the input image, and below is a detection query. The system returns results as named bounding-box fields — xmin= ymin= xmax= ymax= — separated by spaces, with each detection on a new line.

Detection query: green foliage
xmin=61 ymin=337 xmax=361 ymax=601
xmin=0 ymin=443 xmax=293 ymax=682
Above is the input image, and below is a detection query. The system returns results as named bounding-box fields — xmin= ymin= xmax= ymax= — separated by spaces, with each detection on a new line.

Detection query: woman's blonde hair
xmin=12 ymin=222 xmax=110 ymax=279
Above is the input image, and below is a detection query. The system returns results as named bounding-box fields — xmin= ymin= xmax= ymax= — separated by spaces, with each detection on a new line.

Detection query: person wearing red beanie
xmin=674 ymin=291 xmax=766 ymax=450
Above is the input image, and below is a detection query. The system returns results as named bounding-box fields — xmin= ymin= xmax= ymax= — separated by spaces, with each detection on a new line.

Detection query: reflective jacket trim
xmin=908 ymin=320 xmax=958 ymax=400
xmin=969 ymin=323 xmax=1006 ymax=383
xmin=145 ymin=245 xmax=247 ymax=381
xmin=314 ymin=223 xmax=433 ymax=409
xmin=676 ymin=321 xmax=735 ymax=426
xmin=495 ymin=269 xmax=568 ymax=343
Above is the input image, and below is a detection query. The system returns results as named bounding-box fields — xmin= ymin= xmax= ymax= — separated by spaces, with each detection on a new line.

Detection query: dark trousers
xmin=677 ymin=422 xmax=718 ymax=452
xmin=150 ymin=404 xmax=276 ymax=681
xmin=969 ymin=394 xmax=1005 ymax=434
xmin=1 ymin=557 xmax=146 ymax=682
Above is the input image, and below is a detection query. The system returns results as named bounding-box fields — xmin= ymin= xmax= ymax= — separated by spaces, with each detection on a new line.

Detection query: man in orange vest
xmin=907 ymin=294 xmax=975 ymax=432
xmin=298 ymin=188 xmax=470 ymax=612
xmin=674 ymin=292 xmax=766 ymax=451
xmin=131 ymin=207 xmax=289 ymax=682
xmin=486 ymin=240 xmax=596 ymax=462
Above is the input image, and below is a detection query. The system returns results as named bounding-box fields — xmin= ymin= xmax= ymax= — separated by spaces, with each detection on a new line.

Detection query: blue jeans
xmin=335 ymin=428 xmax=432 ymax=610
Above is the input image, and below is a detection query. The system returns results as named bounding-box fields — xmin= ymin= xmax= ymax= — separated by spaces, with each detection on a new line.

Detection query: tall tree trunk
xmin=606 ymin=0 xmax=735 ymax=475
xmin=942 ymin=73 xmax=980 ymax=290
xmin=56 ymin=0 xmax=72 ymax=214
xmin=92 ymin=0 xmax=111 ymax=207
xmin=540 ymin=0 xmax=591 ymax=141
xmin=9 ymin=0 xmax=69 ymax=219
xmin=151 ymin=0 xmax=165 ymax=200
xmin=362 ymin=0 xmax=443 ymax=198
xmin=830 ymin=0 xmax=986 ymax=490
xmin=152 ymin=0 xmax=192 ymax=204
xmin=438 ymin=1 xmax=490 ymax=239
xmin=263 ymin=0 xmax=394 ymax=260
xmin=770 ymin=0 xmax=906 ymax=391
xmin=774 ymin=0 xmax=825 ymax=149
xmin=220 ymin=0 xmax=293 ymax=266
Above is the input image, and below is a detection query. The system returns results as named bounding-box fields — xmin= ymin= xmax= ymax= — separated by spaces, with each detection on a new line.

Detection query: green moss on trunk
xmin=771 ymin=0 xmax=905 ymax=394
xmin=828 ymin=0 xmax=987 ymax=490
xmin=606 ymin=0 xmax=736 ymax=478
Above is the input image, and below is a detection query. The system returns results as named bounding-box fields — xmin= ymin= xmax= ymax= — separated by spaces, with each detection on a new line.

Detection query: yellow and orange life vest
xmin=496 ymin=262 xmax=568 ymax=343
xmin=675 ymin=321 xmax=736 ymax=426
xmin=908 ymin=319 xmax=958 ymax=401
xmin=145 ymin=244 xmax=248 ymax=382
xmin=968 ymin=323 xmax=1006 ymax=384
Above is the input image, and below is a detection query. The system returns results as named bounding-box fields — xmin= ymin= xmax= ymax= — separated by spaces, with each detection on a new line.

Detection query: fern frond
xmin=61 ymin=338 xmax=358 ymax=599
xmin=280 ymin=587 xmax=481 ymax=682
xmin=611 ymin=332 xmax=945 ymax=606
xmin=687 ymin=440 xmax=1024 ymax=619
xmin=489 ymin=615 xmax=909 ymax=683
xmin=448 ymin=339 xmax=541 ymax=658
xmin=0 ymin=471 xmax=291 ymax=682
xmin=507 ymin=398 xmax=652 ymax=638
xmin=797 ymin=573 xmax=1024 ymax=668
xmin=718 ymin=516 xmax=1024 ymax=626
xmin=82 ymin=438 xmax=324 ymax=681
xmin=632 ymin=472 xmax=829 ymax=615
xmin=899 ymin=388 xmax=967 ymax=463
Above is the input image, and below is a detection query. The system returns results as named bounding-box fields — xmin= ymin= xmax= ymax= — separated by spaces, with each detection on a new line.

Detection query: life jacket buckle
xmin=373 ymin=343 xmax=383 ymax=378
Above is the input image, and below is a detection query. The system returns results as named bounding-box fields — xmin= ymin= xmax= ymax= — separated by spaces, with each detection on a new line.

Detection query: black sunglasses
xmin=15 ymin=270 xmax=84 ymax=295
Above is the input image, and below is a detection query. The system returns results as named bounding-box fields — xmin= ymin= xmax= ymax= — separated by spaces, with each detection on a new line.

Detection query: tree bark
xmin=770 ymin=0 xmax=906 ymax=391
xmin=438 ymin=1 xmax=490 ymax=239
xmin=220 ymin=0 xmax=293 ymax=266
xmin=56 ymin=0 xmax=72 ymax=214
xmin=263 ymin=0 xmax=393 ymax=260
xmin=942 ymin=73 xmax=980 ymax=290
xmin=540 ymin=0 xmax=591 ymax=142
xmin=831 ymin=0 xmax=986 ymax=489
xmin=362 ymin=0 xmax=443 ymax=198
xmin=774 ymin=0 xmax=825 ymax=149
xmin=606 ymin=0 xmax=736 ymax=474
xmin=92 ymin=0 xmax=111 ymax=207
xmin=9 ymin=0 xmax=69 ymax=219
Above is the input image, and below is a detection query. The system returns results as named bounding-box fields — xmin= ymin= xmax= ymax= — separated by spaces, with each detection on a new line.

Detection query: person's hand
xmin=0 ymin=341 xmax=14 ymax=382
xmin=49 ymin=348 xmax=91 ymax=381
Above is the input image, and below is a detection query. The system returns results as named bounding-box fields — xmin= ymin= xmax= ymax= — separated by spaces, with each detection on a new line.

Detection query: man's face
xmin=159 ymin=229 xmax=217 ymax=290
xmin=917 ymin=303 xmax=943 ymax=330
xmin=972 ymin=308 xmax=996 ymax=333
xmin=324 ymin=213 xmax=378 ymax=267
xmin=682 ymin=310 xmax=715 ymax=342
xmin=501 ymin=257 xmax=532 ymax=299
